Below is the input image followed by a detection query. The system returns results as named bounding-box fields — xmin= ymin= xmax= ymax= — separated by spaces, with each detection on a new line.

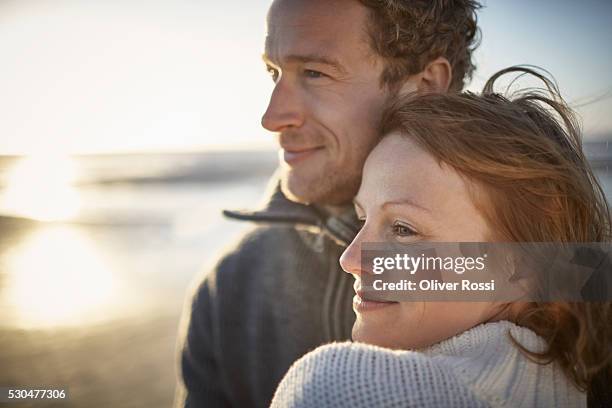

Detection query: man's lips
xmin=281 ymin=146 xmax=324 ymax=165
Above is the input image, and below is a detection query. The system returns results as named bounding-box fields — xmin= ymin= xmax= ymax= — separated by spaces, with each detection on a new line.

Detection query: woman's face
xmin=340 ymin=132 xmax=500 ymax=349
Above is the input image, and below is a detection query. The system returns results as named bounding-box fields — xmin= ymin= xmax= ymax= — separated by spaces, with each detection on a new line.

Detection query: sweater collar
xmin=223 ymin=174 xmax=360 ymax=246
xmin=420 ymin=320 xmax=546 ymax=358
xmin=417 ymin=321 xmax=576 ymax=406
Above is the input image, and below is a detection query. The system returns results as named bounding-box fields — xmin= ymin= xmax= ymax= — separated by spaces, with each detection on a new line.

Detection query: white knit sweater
xmin=270 ymin=321 xmax=585 ymax=407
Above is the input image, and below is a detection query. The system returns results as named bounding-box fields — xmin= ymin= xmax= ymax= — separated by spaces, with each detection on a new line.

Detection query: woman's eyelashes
xmin=354 ymin=212 xmax=418 ymax=239
xmin=391 ymin=221 xmax=418 ymax=238
xmin=357 ymin=217 xmax=366 ymax=228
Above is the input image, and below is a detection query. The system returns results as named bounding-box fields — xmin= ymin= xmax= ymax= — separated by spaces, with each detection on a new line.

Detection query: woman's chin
xmin=352 ymin=319 xmax=405 ymax=349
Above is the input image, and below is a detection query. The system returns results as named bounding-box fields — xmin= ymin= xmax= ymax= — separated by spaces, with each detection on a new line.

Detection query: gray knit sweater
xmin=271 ymin=321 xmax=586 ymax=408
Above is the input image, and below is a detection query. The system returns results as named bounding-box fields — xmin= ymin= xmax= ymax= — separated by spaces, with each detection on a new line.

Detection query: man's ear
xmin=396 ymin=56 xmax=453 ymax=96
xmin=421 ymin=57 xmax=453 ymax=93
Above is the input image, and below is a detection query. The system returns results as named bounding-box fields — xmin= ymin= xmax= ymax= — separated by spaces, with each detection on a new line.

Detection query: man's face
xmin=262 ymin=0 xmax=402 ymax=205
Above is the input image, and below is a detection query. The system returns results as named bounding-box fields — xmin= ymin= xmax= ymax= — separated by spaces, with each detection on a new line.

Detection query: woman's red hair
xmin=381 ymin=66 xmax=612 ymax=392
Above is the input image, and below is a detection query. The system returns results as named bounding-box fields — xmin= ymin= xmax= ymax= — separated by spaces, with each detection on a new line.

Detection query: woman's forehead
xmin=360 ymin=134 xmax=479 ymax=212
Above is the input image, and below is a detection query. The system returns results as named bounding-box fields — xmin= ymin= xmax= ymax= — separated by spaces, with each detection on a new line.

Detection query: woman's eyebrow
xmin=353 ymin=198 xmax=364 ymax=213
xmin=382 ymin=199 xmax=431 ymax=214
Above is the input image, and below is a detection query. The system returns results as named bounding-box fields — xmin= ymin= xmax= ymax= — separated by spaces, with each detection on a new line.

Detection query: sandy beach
xmin=1 ymin=313 xmax=180 ymax=407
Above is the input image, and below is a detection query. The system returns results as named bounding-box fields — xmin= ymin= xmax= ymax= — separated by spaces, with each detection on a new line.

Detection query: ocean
xmin=0 ymin=150 xmax=279 ymax=328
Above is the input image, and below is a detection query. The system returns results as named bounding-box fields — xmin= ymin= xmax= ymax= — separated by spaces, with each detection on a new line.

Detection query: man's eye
xmin=392 ymin=222 xmax=416 ymax=237
xmin=266 ymin=66 xmax=279 ymax=82
xmin=303 ymin=69 xmax=324 ymax=79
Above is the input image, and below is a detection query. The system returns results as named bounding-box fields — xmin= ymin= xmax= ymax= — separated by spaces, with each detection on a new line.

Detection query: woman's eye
xmin=392 ymin=222 xmax=416 ymax=237
xmin=304 ymin=69 xmax=324 ymax=79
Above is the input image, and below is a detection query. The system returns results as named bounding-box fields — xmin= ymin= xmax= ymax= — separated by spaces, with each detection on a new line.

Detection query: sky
xmin=0 ymin=0 xmax=611 ymax=154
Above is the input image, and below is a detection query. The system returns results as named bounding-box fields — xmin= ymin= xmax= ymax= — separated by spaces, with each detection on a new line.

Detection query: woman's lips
xmin=353 ymin=291 xmax=398 ymax=312
xmin=282 ymin=146 xmax=324 ymax=165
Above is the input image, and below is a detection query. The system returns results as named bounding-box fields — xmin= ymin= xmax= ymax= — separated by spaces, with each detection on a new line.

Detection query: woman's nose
xmin=340 ymin=235 xmax=363 ymax=277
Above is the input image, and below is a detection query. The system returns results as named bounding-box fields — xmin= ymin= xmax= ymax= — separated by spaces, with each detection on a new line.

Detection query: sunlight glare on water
xmin=4 ymin=225 xmax=119 ymax=329
xmin=0 ymin=155 xmax=81 ymax=222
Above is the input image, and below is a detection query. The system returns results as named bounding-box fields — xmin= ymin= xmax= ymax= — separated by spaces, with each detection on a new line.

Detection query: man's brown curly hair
xmin=358 ymin=0 xmax=482 ymax=92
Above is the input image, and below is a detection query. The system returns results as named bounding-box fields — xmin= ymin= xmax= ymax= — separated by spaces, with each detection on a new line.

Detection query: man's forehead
xmin=266 ymin=0 xmax=369 ymax=34
xmin=265 ymin=0 xmax=371 ymax=62
xmin=267 ymin=0 xmax=333 ymax=24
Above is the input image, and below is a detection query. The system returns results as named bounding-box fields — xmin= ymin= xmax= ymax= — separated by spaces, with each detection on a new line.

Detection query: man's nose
xmin=261 ymin=79 xmax=304 ymax=132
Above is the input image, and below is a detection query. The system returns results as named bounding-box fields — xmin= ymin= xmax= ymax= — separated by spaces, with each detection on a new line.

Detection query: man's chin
xmin=279 ymin=166 xmax=359 ymax=206
xmin=280 ymin=171 xmax=315 ymax=204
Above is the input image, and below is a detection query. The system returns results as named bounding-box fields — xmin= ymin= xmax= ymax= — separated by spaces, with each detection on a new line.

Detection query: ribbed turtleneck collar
xmin=420 ymin=320 xmax=546 ymax=358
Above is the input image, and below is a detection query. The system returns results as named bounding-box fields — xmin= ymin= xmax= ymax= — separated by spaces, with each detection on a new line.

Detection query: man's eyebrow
xmin=262 ymin=53 xmax=347 ymax=74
